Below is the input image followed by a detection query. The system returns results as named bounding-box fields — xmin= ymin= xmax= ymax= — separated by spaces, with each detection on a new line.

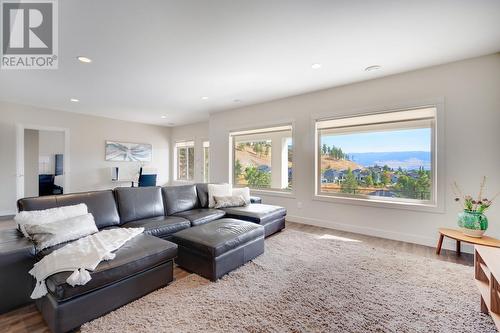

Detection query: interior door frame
xmin=16 ymin=124 xmax=71 ymax=200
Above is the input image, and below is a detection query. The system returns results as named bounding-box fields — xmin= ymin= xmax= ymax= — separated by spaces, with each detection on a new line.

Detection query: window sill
xmin=313 ymin=194 xmax=444 ymax=214
xmin=250 ymin=189 xmax=296 ymax=199
xmin=172 ymin=179 xmax=195 ymax=184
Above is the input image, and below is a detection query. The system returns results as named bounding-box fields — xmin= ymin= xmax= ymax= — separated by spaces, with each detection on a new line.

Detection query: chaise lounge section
xmin=193 ymin=183 xmax=287 ymax=237
xmin=221 ymin=204 xmax=287 ymax=237
xmin=37 ymin=234 xmax=176 ymax=333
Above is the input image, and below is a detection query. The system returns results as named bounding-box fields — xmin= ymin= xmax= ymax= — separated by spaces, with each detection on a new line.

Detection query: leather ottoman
xmin=171 ymin=218 xmax=265 ymax=281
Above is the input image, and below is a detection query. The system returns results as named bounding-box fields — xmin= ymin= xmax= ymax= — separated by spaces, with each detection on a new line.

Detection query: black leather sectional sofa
xmin=0 ymin=183 xmax=286 ymax=333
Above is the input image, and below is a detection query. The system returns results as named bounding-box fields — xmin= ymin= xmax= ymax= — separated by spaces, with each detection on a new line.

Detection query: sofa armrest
xmin=0 ymin=227 xmax=36 ymax=314
xmin=250 ymin=196 xmax=262 ymax=204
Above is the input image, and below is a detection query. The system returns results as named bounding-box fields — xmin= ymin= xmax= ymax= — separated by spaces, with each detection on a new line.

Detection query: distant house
xmin=352 ymin=169 xmax=367 ymax=182
xmin=323 ymin=169 xmax=341 ymax=183
xmin=257 ymin=165 xmax=271 ymax=173
xmin=391 ymin=174 xmax=400 ymax=183
xmin=407 ymin=171 xmax=419 ymax=179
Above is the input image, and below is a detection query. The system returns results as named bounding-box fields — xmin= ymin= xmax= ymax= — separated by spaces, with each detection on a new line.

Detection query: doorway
xmin=16 ymin=125 xmax=70 ymax=200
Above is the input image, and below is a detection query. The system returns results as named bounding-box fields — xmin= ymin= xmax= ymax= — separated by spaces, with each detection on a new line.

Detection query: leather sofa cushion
xmin=162 ymin=185 xmax=199 ymax=215
xmin=121 ymin=216 xmax=190 ymax=239
xmin=0 ymin=228 xmax=35 ymax=256
xmin=44 ymin=234 xmax=177 ymax=302
xmin=115 ymin=187 xmax=164 ymax=224
xmin=195 ymin=183 xmax=209 ymax=208
xmin=173 ymin=208 xmax=225 ymax=226
xmin=17 ymin=190 xmax=121 ymax=229
xmin=221 ymin=204 xmax=286 ymax=225
xmin=171 ymin=218 xmax=264 ymax=257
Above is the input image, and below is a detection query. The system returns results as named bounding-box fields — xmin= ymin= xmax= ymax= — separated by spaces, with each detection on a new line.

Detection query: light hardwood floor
xmin=0 ymin=221 xmax=473 ymax=333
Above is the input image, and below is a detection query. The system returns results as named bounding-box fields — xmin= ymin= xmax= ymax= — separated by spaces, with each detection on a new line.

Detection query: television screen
xmin=55 ymin=154 xmax=63 ymax=176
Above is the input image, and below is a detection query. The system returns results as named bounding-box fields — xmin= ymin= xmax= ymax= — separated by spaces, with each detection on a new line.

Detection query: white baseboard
xmin=286 ymin=214 xmax=474 ymax=254
xmin=0 ymin=210 xmax=16 ymax=217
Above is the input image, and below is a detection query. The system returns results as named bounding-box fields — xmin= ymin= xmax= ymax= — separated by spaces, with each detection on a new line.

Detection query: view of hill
xmin=234 ymin=145 xmax=271 ymax=168
xmin=349 ymin=151 xmax=431 ymax=170
xmin=233 ymin=142 xmax=293 ymax=189
xmin=321 ymin=156 xmax=363 ymax=171
xmin=319 ymin=145 xmax=432 ymax=201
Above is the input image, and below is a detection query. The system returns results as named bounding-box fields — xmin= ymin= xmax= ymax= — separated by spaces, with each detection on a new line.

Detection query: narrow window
xmin=175 ymin=141 xmax=195 ymax=181
xmin=203 ymin=141 xmax=210 ymax=183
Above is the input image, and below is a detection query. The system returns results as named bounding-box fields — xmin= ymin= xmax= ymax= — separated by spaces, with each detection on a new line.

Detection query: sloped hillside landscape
xmin=321 ymin=156 xmax=363 ymax=171
xmin=234 ymin=145 xmax=271 ymax=168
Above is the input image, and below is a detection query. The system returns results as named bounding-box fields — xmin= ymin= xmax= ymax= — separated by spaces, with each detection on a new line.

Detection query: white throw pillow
xmin=232 ymin=187 xmax=251 ymax=205
xmin=213 ymin=195 xmax=247 ymax=209
xmin=15 ymin=204 xmax=88 ymax=238
xmin=24 ymin=213 xmax=98 ymax=251
xmin=208 ymin=184 xmax=232 ymax=208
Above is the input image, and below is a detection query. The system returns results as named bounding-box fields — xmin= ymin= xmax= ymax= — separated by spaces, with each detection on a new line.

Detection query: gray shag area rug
xmin=81 ymin=229 xmax=495 ymax=333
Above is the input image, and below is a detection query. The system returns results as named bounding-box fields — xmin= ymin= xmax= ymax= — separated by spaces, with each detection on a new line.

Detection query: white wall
xmin=23 ymin=129 xmax=39 ymax=198
xmin=0 ymin=102 xmax=171 ymax=214
xmin=38 ymin=130 xmax=65 ymax=174
xmin=169 ymin=121 xmax=209 ymax=184
xmin=209 ymin=53 xmax=500 ymax=251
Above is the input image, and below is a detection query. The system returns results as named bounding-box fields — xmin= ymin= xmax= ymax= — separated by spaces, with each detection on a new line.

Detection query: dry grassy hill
xmin=234 ymin=148 xmax=360 ymax=171
xmin=321 ymin=156 xmax=363 ymax=171
xmin=235 ymin=146 xmax=271 ymax=167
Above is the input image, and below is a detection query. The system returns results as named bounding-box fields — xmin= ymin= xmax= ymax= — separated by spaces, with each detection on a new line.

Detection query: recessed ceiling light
xmin=70 ymin=98 xmax=79 ymax=102
xmin=311 ymin=63 xmax=322 ymax=69
xmin=161 ymin=115 xmax=167 ymax=119
xmin=365 ymin=65 xmax=381 ymax=72
xmin=201 ymin=96 xmax=209 ymax=100
xmin=77 ymin=56 xmax=92 ymax=63
xmin=233 ymin=99 xmax=242 ymax=103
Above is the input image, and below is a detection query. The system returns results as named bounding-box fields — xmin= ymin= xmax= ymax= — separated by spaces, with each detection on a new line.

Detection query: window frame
xmin=175 ymin=140 xmax=195 ymax=181
xmin=313 ymin=103 xmax=444 ymax=213
xmin=229 ymin=123 xmax=294 ymax=194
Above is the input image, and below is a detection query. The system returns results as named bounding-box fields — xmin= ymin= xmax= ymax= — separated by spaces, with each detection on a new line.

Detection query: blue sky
xmin=321 ymin=128 xmax=431 ymax=153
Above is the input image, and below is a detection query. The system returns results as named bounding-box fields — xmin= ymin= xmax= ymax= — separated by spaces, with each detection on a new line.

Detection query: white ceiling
xmin=1 ymin=0 xmax=500 ymax=126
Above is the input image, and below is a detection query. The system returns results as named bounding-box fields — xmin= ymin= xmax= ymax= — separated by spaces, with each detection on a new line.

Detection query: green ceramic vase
xmin=457 ymin=210 xmax=488 ymax=238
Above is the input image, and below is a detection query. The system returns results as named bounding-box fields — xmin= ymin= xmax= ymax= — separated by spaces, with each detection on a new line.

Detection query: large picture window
xmin=316 ymin=107 xmax=436 ymax=205
xmin=175 ymin=141 xmax=194 ymax=181
xmin=231 ymin=125 xmax=292 ymax=191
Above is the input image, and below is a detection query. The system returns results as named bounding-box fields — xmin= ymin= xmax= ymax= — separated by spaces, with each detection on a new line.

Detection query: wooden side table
xmin=474 ymin=245 xmax=500 ymax=330
xmin=436 ymin=228 xmax=500 ymax=255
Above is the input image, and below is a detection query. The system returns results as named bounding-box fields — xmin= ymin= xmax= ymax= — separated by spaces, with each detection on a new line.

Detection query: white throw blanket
xmin=29 ymin=227 xmax=144 ymax=299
